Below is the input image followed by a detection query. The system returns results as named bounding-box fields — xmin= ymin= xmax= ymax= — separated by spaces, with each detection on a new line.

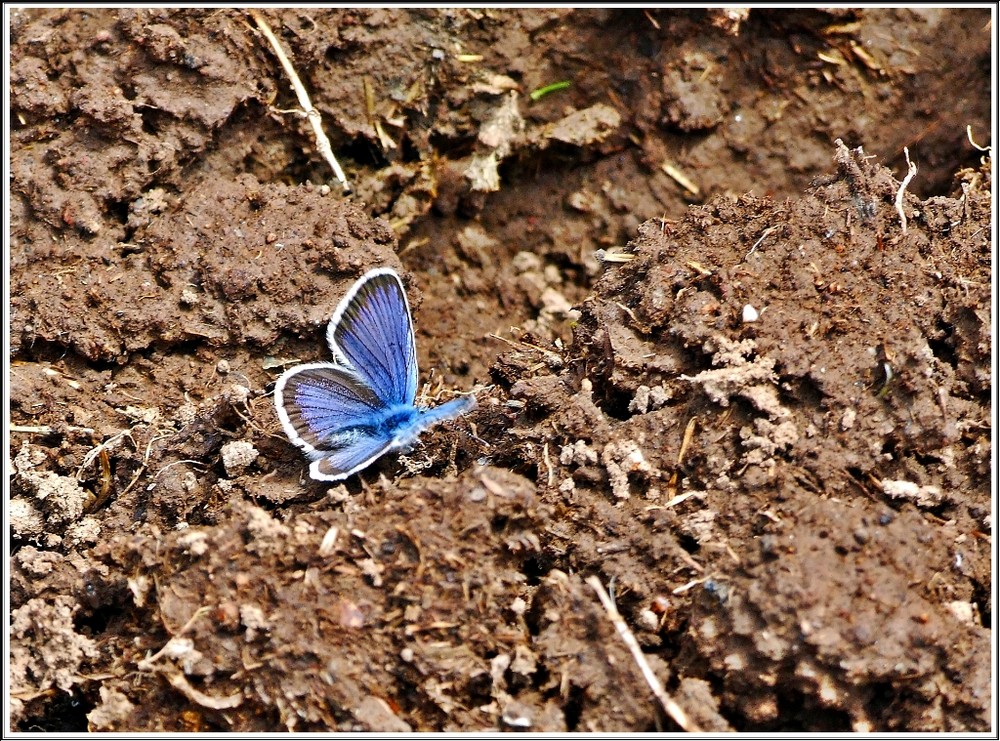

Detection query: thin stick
xmin=11 ymin=424 xmax=95 ymax=435
xmin=586 ymin=576 xmax=700 ymax=732
xmin=165 ymin=672 xmax=243 ymax=710
xmin=542 ymin=442 xmax=554 ymax=487
xmin=249 ymin=10 xmax=350 ymax=193
xmin=676 ymin=415 xmax=698 ymax=466
xmin=747 ymin=225 xmax=778 ymax=257
xmin=139 ymin=606 xmax=211 ymax=668
xmin=895 ymin=147 xmax=917 ymax=235
xmin=77 ymin=428 xmax=135 ymax=480
xmin=661 ymin=161 xmax=700 ymax=196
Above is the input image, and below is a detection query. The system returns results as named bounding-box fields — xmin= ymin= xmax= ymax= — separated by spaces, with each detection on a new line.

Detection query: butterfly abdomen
xmin=378 ymin=405 xmax=422 ymax=437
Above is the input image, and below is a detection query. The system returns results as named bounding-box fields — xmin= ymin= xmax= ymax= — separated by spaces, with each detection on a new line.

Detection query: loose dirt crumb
xmin=629 ymin=384 xmax=671 ymax=414
xmin=239 ymin=604 xmax=271 ymax=641
xmin=11 ymin=596 xmax=99 ymax=697
xmin=881 ymin=479 xmax=945 ymax=508
xmin=86 ymin=687 xmax=138 ymax=732
xmin=601 ymin=440 xmax=653 ymax=499
xmin=543 ymin=103 xmax=621 ymax=146
xmin=222 ymin=440 xmax=259 ymax=476
xmin=13 ymin=442 xmax=94 ymax=529
xmin=10 ymin=498 xmax=46 ymax=540
xmin=681 ymin=337 xmax=787 ymax=420
xmin=64 ymin=516 xmax=102 ymax=547
xmin=466 ymin=91 xmax=524 ymax=192
xmin=560 ymin=440 xmax=599 ymax=466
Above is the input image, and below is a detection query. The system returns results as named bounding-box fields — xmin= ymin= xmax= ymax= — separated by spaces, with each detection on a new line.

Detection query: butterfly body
xmin=274 ymin=269 xmax=474 ymax=481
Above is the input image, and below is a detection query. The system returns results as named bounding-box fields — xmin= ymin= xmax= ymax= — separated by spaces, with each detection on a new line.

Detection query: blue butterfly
xmin=274 ymin=268 xmax=475 ymax=481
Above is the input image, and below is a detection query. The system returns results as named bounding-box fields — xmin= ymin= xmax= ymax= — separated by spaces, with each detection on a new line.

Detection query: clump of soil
xmin=8 ymin=8 xmax=992 ymax=732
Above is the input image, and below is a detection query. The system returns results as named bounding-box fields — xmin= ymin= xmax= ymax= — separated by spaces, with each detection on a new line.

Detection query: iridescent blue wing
xmin=308 ymin=429 xmax=397 ymax=481
xmin=326 ymin=269 xmax=419 ymax=408
xmin=273 ymin=363 xmax=393 ymax=475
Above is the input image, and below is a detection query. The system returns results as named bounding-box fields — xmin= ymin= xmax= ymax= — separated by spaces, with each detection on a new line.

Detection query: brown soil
xmin=8 ymin=8 xmax=993 ymax=733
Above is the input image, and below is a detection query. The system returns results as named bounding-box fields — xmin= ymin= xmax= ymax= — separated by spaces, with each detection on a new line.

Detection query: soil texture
xmin=8 ymin=8 xmax=993 ymax=733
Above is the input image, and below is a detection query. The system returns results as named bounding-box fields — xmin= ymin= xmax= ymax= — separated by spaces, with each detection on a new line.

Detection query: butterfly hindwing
xmin=326 ymin=269 xmax=419 ymax=408
xmin=274 ymin=363 xmax=386 ymax=457
xmin=308 ymin=430 xmax=397 ymax=482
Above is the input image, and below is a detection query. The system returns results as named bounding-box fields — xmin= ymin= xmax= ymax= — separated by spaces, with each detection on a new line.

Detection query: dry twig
xmin=895 ymin=147 xmax=917 ymax=235
xmin=586 ymin=576 xmax=700 ymax=732
xmin=747 ymin=225 xmax=778 ymax=257
xmin=249 ymin=10 xmax=350 ymax=192
xmin=166 ymin=672 xmax=244 ymax=710
xmin=661 ymin=160 xmax=700 ymax=196
xmin=11 ymin=424 xmax=94 ymax=435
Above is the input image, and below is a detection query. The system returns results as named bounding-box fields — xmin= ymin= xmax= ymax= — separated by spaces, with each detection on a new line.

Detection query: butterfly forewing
xmin=326 ymin=269 xmax=419 ymax=408
xmin=274 ymin=363 xmax=386 ymax=456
